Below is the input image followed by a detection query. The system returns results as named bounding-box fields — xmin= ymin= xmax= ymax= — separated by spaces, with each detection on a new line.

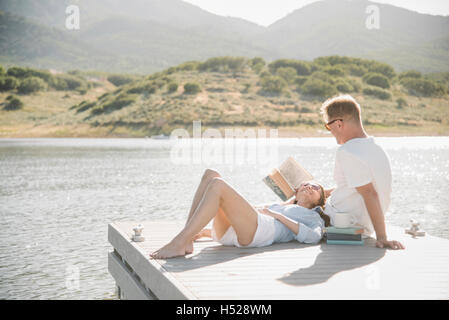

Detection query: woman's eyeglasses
xmin=298 ymin=183 xmax=321 ymax=191
xmin=325 ymin=118 xmax=343 ymax=131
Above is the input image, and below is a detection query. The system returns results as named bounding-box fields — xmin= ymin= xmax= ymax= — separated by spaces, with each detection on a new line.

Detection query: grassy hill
xmin=0 ymin=0 xmax=448 ymax=73
xmin=1 ymin=56 xmax=449 ymax=138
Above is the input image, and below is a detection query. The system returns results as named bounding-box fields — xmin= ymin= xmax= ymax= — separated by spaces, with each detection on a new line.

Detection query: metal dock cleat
xmin=132 ymin=224 xmax=145 ymax=242
xmin=405 ymin=219 xmax=426 ymax=238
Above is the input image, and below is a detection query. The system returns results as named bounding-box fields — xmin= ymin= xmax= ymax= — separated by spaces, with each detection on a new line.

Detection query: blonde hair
xmin=320 ymin=94 xmax=362 ymax=124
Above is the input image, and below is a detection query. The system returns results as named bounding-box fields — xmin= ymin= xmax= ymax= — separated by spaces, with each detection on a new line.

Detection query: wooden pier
xmin=108 ymin=221 xmax=449 ymax=300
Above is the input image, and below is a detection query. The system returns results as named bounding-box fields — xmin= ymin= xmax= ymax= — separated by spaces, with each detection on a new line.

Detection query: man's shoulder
xmin=339 ymin=137 xmax=384 ymax=156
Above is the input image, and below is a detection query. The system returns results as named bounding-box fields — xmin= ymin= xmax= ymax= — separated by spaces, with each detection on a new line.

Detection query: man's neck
xmin=342 ymin=128 xmax=368 ymax=144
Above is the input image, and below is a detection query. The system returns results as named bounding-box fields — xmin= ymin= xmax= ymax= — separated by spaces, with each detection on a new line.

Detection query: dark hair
xmin=316 ymin=184 xmax=331 ymax=227
xmin=294 ymin=183 xmax=331 ymax=227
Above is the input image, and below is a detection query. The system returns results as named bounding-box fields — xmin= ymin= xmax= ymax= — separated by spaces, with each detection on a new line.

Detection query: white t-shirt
xmin=324 ymin=136 xmax=392 ymax=236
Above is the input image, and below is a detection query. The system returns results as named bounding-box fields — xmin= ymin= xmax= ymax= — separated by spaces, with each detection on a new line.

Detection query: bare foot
xmin=185 ymin=241 xmax=194 ymax=254
xmin=193 ymin=228 xmax=212 ymax=241
xmin=150 ymin=240 xmax=188 ymax=259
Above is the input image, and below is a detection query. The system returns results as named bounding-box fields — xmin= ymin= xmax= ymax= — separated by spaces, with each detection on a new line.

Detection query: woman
xmin=150 ymin=169 xmax=330 ymax=259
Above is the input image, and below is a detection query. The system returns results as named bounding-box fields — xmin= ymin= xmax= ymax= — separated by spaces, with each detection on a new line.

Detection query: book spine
xmin=326 ymin=233 xmax=362 ymax=241
xmin=326 ymin=239 xmax=364 ymax=246
xmin=325 ymin=227 xmax=364 ymax=235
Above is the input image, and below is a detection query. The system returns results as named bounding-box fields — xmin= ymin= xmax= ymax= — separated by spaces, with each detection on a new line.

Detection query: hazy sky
xmin=183 ymin=0 xmax=449 ymax=26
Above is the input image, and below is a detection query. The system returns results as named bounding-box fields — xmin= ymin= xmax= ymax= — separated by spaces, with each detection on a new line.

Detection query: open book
xmin=263 ymin=156 xmax=313 ymax=201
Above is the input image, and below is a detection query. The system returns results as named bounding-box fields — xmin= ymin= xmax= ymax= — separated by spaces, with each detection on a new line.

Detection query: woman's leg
xmin=150 ymin=178 xmax=258 ymax=259
xmin=185 ymin=169 xmax=222 ymax=253
xmin=186 ymin=169 xmax=221 ymax=225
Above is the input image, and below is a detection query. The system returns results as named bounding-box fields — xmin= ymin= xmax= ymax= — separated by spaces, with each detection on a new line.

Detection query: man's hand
xmin=376 ymin=238 xmax=405 ymax=250
xmin=356 ymin=183 xmax=405 ymax=250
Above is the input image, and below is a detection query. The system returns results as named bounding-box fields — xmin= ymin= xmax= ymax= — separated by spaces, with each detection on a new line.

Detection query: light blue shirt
xmin=267 ymin=203 xmax=325 ymax=244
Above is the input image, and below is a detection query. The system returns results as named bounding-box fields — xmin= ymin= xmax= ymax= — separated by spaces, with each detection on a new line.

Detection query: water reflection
xmin=0 ymin=137 xmax=448 ymax=299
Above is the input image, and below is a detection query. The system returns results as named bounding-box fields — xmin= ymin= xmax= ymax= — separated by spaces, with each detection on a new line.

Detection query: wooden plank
xmin=108 ymin=220 xmax=449 ymax=300
xmin=108 ymin=222 xmax=197 ymax=300
xmin=108 ymin=251 xmax=155 ymax=300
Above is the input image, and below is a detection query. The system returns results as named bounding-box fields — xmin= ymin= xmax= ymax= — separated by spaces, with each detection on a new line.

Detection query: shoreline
xmin=1 ymin=124 xmax=448 ymax=138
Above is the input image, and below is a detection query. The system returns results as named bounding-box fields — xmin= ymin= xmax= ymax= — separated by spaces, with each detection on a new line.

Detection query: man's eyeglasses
xmin=325 ymin=118 xmax=343 ymax=131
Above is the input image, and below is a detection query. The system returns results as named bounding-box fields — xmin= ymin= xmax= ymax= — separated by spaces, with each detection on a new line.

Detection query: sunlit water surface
xmin=0 ymin=137 xmax=448 ymax=299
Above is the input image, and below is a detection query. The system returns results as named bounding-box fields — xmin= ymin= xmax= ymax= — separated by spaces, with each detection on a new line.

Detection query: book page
xmin=278 ymin=156 xmax=313 ymax=189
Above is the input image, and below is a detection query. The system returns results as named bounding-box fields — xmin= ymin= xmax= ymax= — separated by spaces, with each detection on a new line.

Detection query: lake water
xmin=1 ymin=137 xmax=448 ymax=299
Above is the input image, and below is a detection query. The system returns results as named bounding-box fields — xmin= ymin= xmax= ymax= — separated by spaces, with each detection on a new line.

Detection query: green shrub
xmin=7 ymin=66 xmax=30 ymax=78
xmin=7 ymin=67 xmax=54 ymax=83
xmin=323 ymin=66 xmax=346 ymax=77
xmin=107 ymin=74 xmax=135 ymax=86
xmin=300 ymin=78 xmax=337 ymax=98
xmin=399 ymin=70 xmax=422 ymax=80
xmin=50 ymin=77 xmax=68 ymax=90
xmin=183 ymin=82 xmax=202 ymax=95
xmin=127 ymin=81 xmax=157 ymax=95
xmin=167 ymin=82 xmax=178 ymax=93
xmin=366 ymin=62 xmax=395 ymax=78
xmin=346 ymin=64 xmax=367 ymax=77
xmin=76 ymin=101 xmax=96 ymax=113
xmin=362 ymin=86 xmax=391 ymax=100
xmin=0 ymin=65 xmax=5 ymax=76
xmin=362 ymin=72 xmax=390 ymax=89
xmin=241 ymin=82 xmax=251 ymax=93
xmin=313 ymin=56 xmax=395 ymax=78
xmin=396 ymin=97 xmax=407 ymax=109
xmin=309 ymin=71 xmax=334 ymax=84
xmin=300 ymin=106 xmax=313 ymax=113
xmin=294 ymin=76 xmax=308 ymax=86
xmin=259 ymin=75 xmax=288 ymax=95
xmin=4 ymin=96 xmax=24 ymax=110
xmin=276 ymin=67 xmax=297 ymax=84
xmin=314 ymin=56 xmax=354 ymax=66
xmin=17 ymin=77 xmax=48 ymax=94
xmin=400 ymin=78 xmax=445 ymax=97
xmin=91 ymin=94 xmax=137 ymax=115
xmin=52 ymin=74 xmax=86 ymax=91
xmin=198 ymin=57 xmax=246 ymax=73
xmin=268 ymin=59 xmax=312 ymax=76
xmin=347 ymin=78 xmax=361 ymax=92
xmin=248 ymin=57 xmax=265 ymax=73
xmin=0 ymin=76 xmax=19 ymax=91
xmin=176 ymin=61 xmax=201 ymax=72
xmin=334 ymin=78 xmax=353 ymax=93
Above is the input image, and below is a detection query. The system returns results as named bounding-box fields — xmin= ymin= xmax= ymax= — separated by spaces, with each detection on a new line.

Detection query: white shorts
xmin=211 ymin=212 xmax=276 ymax=248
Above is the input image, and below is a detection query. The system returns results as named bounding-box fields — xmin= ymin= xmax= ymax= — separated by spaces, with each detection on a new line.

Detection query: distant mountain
xmin=264 ymin=0 xmax=449 ymax=65
xmin=0 ymin=0 xmax=274 ymax=73
xmin=0 ymin=11 xmax=119 ymax=71
xmin=0 ymin=0 xmax=448 ymax=73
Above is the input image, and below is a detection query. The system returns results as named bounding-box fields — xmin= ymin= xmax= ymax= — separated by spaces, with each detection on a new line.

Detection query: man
xmin=321 ymin=95 xmax=404 ymax=250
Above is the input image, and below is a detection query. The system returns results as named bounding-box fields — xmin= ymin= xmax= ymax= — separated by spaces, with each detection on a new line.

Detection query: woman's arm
xmin=260 ymin=208 xmax=299 ymax=234
xmin=260 ymin=208 xmax=323 ymax=244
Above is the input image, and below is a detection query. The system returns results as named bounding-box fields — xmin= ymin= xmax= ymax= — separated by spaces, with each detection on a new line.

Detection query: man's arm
xmin=356 ymin=183 xmax=405 ymax=250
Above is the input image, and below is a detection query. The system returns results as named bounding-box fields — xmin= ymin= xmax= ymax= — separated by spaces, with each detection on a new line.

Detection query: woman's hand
xmin=259 ymin=208 xmax=279 ymax=218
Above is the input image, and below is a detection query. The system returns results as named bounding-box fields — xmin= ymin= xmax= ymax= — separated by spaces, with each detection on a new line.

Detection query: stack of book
xmin=325 ymin=226 xmax=364 ymax=245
